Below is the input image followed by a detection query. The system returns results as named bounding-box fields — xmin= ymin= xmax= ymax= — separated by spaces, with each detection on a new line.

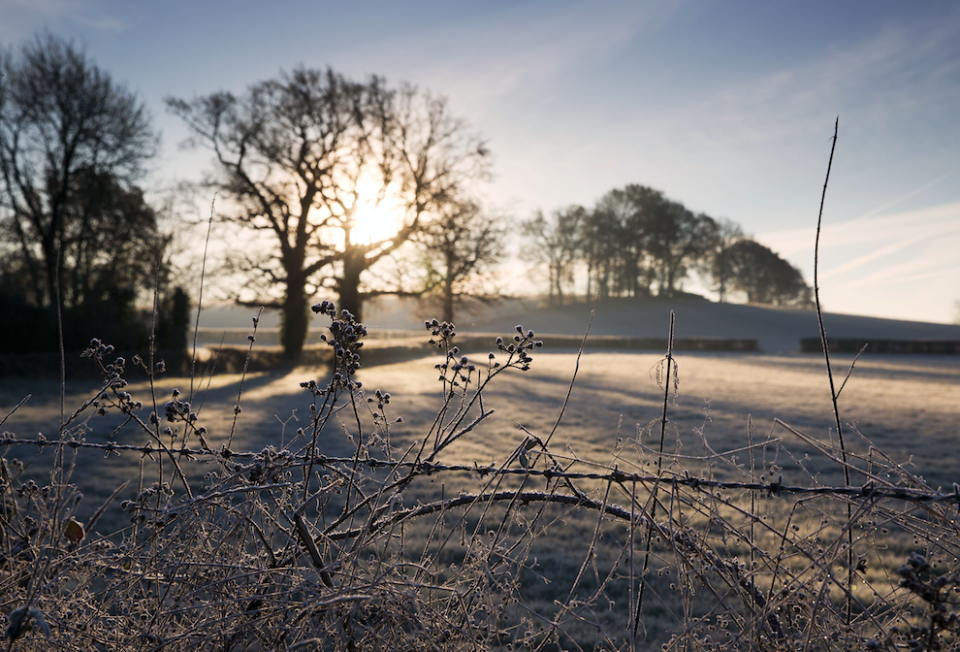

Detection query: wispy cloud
xmin=856 ymin=169 xmax=960 ymax=220
xmin=894 ymin=266 xmax=960 ymax=284
xmin=364 ymin=3 xmax=663 ymax=116
xmin=761 ymin=201 xmax=960 ymax=255
xmin=757 ymin=200 xmax=960 ymax=322
xmin=0 ymin=0 xmax=129 ymax=40
xmin=665 ymin=10 xmax=960 ymax=144
xmin=818 ymin=234 xmax=928 ymax=280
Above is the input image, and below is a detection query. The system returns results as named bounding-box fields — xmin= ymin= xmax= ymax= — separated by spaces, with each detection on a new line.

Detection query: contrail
xmin=856 ymin=168 xmax=959 ymax=220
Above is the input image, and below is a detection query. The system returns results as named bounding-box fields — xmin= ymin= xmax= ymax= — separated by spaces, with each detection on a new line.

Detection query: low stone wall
xmin=800 ymin=338 xmax=960 ymax=354
xmin=0 ymin=349 xmax=188 ymax=379
xmin=0 ymin=335 xmax=766 ymax=378
xmin=507 ymin=335 xmax=760 ymax=353
xmin=208 ymin=333 xmax=761 ymax=374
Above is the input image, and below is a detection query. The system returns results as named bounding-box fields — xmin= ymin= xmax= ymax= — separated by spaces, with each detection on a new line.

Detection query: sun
xmin=350 ymin=201 xmax=404 ymax=246
xmin=347 ymin=182 xmax=406 ymax=246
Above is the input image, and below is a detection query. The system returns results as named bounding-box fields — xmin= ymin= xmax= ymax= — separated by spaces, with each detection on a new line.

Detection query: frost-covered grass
xmin=1 ymin=315 xmax=959 ymax=651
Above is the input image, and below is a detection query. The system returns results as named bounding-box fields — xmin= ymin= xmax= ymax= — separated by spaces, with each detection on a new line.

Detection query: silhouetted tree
xmin=0 ymin=35 xmax=167 ymax=352
xmin=167 ymin=68 xmax=488 ymax=361
xmin=721 ymin=239 xmax=812 ymax=307
xmin=707 ymin=218 xmax=745 ymax=302
xmin=532 ymin=183 xmax=806 ymax=307
xmin=0 ymin=33 xmax=158 ymax=315
xmin=521 ymin=206 xmax=584 ymax=306
xmin=586 ymin=185 xmax=718 ymax=298
xmin=155 ymin=286 xmax=191 ymax=370
xmin=580 ymin=202 xmax=620 ymax=299
xmin=0 ymin=167 xmax=172 ymax=351
xmin=61 ymin=168 xmax=168 ymax=311
xmin=644 ymin=201 xmax=718 ymax=297
xmin=417 ymin=200 xmax=505 ymax=323
xmin=591 ymin=186 xmax=653 ymax=297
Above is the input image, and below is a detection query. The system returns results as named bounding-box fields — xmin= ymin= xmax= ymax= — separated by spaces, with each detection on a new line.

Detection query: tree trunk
xmin=42 ymin=235 xmax=59 ymax=309
xmin=664 ymin=265 xmax=677 ymax=297
xmin=337 ymin=247 xmax=366 ymax=322
xmin=551 ymin=263 xmax=564 ymax=307
xmin=442 ymin=275 xmax=455 ymax=324
xmin=280 ymin=278 xmax=309 ymax=363
xmin=585 ymin=260 xmax=593 ymax=300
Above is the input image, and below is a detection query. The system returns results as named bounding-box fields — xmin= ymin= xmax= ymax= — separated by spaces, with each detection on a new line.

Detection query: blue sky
xmin=2 ymin=0 xmax=958 ymax=322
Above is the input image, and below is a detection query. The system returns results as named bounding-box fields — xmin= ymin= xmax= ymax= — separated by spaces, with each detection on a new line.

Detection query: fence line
xmin=4 ymin=436 xmax=958 ymax=508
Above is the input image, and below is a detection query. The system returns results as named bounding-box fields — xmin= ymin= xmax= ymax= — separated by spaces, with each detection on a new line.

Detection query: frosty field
xmin=4 ymin=347 xmax=958 ymax=520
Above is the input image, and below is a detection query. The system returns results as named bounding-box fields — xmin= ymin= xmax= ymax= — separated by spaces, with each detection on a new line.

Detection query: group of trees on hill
xmin=0 ymin=33 xmax=811 ymax=364
xmin=521 ymin=184 xmax=812 ymax=309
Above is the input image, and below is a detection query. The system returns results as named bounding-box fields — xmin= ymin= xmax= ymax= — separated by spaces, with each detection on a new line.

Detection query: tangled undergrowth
xmin=0 ymin=301 xmax=959 ymax=652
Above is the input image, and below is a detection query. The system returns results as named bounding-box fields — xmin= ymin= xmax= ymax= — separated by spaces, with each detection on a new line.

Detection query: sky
xmin=2 ymin=0 xmax=959 ymax=323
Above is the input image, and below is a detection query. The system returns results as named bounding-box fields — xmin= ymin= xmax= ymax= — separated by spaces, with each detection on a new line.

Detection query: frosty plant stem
xmin=190 ymin=196 xmax=216 ymax=400
xmin=226 ymin=307 xmax=263 ymax=450
xmin=813 ymin=118 xmax=856 ymax=624
xmin=814 ymin=118 xmax=848 ymax=485
xmin=633 ymin=310 xmax=676 ymax=641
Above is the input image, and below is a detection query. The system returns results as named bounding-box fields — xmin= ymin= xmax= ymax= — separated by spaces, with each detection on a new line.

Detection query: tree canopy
xmin=0 ymin=33 xmax=172 ymax=352
xmin=523 ymin=183 xmax=811 ymax=308
xmin=718 ymin=238 xmax=813 ymax=307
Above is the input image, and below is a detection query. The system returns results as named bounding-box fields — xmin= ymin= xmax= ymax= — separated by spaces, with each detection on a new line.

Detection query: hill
xmin=193 ymin=296 xmax=960 ymax=355
xmin=461 ymin=297 xmax=960 ymax=354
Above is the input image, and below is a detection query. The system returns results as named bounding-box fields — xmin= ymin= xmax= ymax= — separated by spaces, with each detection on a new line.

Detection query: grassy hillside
xmin=193 ymin=296 xmax=960 ymax=355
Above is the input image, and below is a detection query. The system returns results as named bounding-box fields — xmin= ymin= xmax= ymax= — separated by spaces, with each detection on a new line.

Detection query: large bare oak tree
xmin=167 ymin=68 xmax=488 ymax=361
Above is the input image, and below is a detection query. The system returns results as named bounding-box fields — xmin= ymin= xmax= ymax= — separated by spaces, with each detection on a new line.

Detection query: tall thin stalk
xmin=813 ymin=117 xmax=854 ymax=623
xmin=633 ymin=310 xmax=676 ymax=640
xmin=190 ymin=196 xmax=216 ymax=400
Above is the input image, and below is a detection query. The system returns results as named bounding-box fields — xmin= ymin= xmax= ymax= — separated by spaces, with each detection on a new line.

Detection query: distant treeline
xmin=521 ymin=184 xmax=812 ymax=308
xmin=0 ymin=35 xmax=188 ymax=356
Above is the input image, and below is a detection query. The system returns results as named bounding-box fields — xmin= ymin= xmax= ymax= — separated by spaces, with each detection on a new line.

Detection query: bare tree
xmin=521 ymin=206 xmax=584 ymax=306
xmin=0 ymin=33 xmax=158 ymax=311
xmin=416 ymin=200 xmax=505 ymax=323
xmin=167 ymin=68 xmax=488 ymax=361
